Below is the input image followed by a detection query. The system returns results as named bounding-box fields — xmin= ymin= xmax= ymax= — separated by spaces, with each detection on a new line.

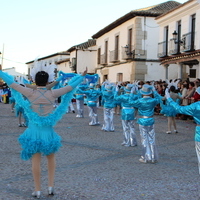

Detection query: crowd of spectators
xmin=111 ymin=77 xmax=200 ymax=121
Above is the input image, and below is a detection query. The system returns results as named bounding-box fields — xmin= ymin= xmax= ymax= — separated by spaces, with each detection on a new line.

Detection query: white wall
xmin=3 ymin=67 xmax=27 ymax=78
xmin=57 ymin=62 xmax=71 ymax=73
xmin=108 ymin=63 xmax=132 ymax=82
xmin=27 ymin=54 xmax=70 ymax=75
xmin=77 ymin=48 xmax=97 ymax=74
xmin=145 ymin=18 xmax=159 ymax=59
xmin=145 ymin=62 xmax=165 ymax=81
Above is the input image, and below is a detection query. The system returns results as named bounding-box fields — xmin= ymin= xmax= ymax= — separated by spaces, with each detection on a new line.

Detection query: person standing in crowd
xmin=181 ymin=82 xmax=195 ymax=120
xmin=2 ymin=83 xmax=11 ymax=104
xmin=161 ymin=83 xmax=182 ymax=134
xmin=0 ymin=65 xmax=87 ymax=199
xmin=115 ymin=84 xmax=138 ymax=147
xmin=0 ymin=82 xmax=4 ymax=102
xmin=129 ymin=84 xmax=160 ymax=163
xmin=191 ymin=82 xmax=200 ymax=103
xmin=101 ymin=82 xmax=116 ymax=132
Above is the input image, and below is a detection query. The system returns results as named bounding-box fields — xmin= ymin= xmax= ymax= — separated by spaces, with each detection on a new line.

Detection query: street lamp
xmin=172 ymin=30 xmax=184 ymax=46
xmin=124 ymin=45 xmax=134 ymax=57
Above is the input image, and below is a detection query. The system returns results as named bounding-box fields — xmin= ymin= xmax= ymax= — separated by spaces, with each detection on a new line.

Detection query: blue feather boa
xmin=11 ymin=75 xmax=80 ymax=126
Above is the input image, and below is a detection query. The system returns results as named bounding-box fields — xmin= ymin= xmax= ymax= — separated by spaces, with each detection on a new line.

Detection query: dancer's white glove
xmin=131 ymin=86 xmax=136 ymax=93
xmin=115 ymin=85 xmax=119 ymax=92
xmin=165 ymin=88 xmax=170 ymax=99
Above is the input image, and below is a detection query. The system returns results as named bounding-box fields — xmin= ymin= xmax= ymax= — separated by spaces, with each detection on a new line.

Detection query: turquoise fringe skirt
xmin=18 ymin=122 xmax=62 ymax=160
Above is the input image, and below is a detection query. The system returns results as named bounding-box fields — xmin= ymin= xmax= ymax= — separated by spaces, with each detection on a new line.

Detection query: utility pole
xmin=0 ymin=52 xmax=1 ymax=70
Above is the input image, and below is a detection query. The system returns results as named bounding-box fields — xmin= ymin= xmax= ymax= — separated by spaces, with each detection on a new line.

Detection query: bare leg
xmin=32 ymin=153 xmax=41 ymax=191
xmin=167 ymin=117 xmax=172 ymax=132
xmin=18 ymin=112 xmax=22 ymax=125
xmin=47 ymin=153 xmax=56 ymax=187
xmin=11 ymin=102 xmax=15 ymax=112
xmin=172 ymin=117 xmax=177 ymax=130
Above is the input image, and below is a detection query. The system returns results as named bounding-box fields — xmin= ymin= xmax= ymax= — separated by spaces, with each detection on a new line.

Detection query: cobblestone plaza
xmin=0 ymin=103 xmax=200 ymax=200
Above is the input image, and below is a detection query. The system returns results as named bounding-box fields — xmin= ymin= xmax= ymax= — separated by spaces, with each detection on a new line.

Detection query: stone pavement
xmin=0 ymin=102 xmax=200 ymax=200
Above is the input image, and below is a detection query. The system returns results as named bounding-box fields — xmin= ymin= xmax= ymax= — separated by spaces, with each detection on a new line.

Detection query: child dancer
xmin=115 ymin=84 xmax=138 ymax=147
xmin=129 ymin=84 xmax=160 ymax=163
xmin=101 ymin=82 xmax=116 ymax=132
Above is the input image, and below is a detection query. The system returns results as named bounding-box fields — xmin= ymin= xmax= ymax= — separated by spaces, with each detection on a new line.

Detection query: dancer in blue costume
xmin=0 ymin=66 xmax=87 ymax=199
xmin=115 ymin=84 xmax=138 ymax=147
xmin=165 ymin=88 xmax=200 ymax=174
xmin=129 ymin=84 xmax=160 ymax=163
xmin=80 ymin=83 xmax=101 ymax=125
xmin=101 ymin=81 xmax=116 ymax=132
xmin=75 ymin=83 xmax=87 ymax=118
xmin=114 ymin=82 xmax=123 ymax=115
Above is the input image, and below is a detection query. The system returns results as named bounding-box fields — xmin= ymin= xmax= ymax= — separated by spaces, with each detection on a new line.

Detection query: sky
xmin=0 ymin=0 xmax=187 ymax=74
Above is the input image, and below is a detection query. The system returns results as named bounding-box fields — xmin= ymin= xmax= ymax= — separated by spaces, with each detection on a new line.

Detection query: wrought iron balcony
xmin=157 ymin=41 xmax=168 ymax=58
xmin=110 ymin=50 xmax=120 ymax=63
xmin=121 ymin=45 xmax=134 ymax=60
xmin=168 ymin=38 xmax=179 ymax=55
xmin=100 ymin=53 xmax=108 ymax=65
xmin=181 ymin=32 xmax=195 ymax=52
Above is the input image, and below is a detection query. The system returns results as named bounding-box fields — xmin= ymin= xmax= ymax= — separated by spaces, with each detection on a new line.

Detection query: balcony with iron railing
xmin=121 ymin=45 xmax=135 ymax=60
xmin=110 ymin=50 xmax=120 ymax=63
xmin=100 ymin=53 xmax=108 ymax=65
xmin=157 ymin=41 xmax=168 ymax=58
xmin=166 ymin=32 xmax=196 ymax=56
xmin=168 ymin=38 xmax=180 ymax=55
xmin=181 ymin=32 xmax=195 ymax=52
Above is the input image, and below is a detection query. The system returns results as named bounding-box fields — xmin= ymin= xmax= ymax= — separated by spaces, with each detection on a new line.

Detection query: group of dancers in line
xmin=1 ymin=61 xmax=200 ymax=198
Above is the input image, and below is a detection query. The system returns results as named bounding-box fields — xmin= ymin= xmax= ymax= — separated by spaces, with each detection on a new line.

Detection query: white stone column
xmin=177 ymin=63 xmax=183 ymax=80
xmin=164 ymin=64 xmax=169 ymax=79
xmin=196 ymin=59 xmax=200 ymax=78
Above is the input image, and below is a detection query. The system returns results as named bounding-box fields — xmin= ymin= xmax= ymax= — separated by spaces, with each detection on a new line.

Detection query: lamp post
xmin=172 ymin=30 xmax=184 ymax=46
xmin=124 ymin=44 xmax=134 ymax=57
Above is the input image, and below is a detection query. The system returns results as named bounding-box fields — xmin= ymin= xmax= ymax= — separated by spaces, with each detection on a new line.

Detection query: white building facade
xmin=67 ymin=39 xmax=97 ymax=74
xmin=156 ymin=0 xmax=200 ymax=81
xmin=92 ymin=1 xmax=181 ymax=83
xmin=26 ymin=52 xmax=70 ymax=79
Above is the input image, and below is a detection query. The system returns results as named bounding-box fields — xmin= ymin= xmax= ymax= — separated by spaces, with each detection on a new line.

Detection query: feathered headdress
xmin=102 ymin=80 xmax=115 ymax=91
xmin=30 ymin=58 xmax=56 ymax=83
xmin=166 ymin=79 xmax=180 ymax=89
